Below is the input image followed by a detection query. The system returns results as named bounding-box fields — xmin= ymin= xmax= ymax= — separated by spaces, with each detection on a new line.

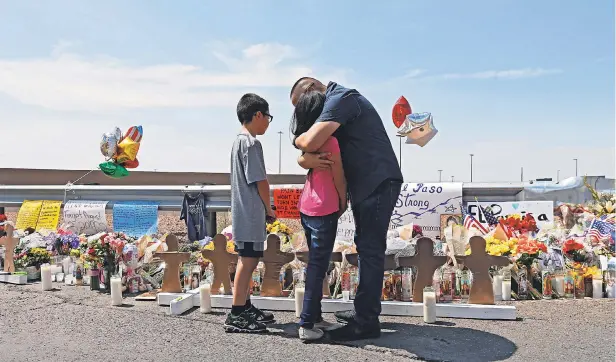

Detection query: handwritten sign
xmin=390 ymin=183 xmax=463 ymax=238
xmin=273 ymin=189 xmax=302 ymax=219
xmin=15 ymin=200 xmax=43 ymax=230
xmin=468 ymin=201 xmax=554 ymax=229
xmin=335 ymin=183 xmax=463 ymax=241
xmin=36 ymin=200 xmax=62 ymax=231
xmin=63 ymin=201 xmax=109 ymax=235
xmin=113 ymin=201 xmax=159 ymax=237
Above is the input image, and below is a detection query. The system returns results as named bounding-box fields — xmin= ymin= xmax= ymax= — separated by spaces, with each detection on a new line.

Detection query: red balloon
xmin=122 ymin=158 xmax=139 ymax=169
xmin=392 ymin=96 xmax=412 ymax=128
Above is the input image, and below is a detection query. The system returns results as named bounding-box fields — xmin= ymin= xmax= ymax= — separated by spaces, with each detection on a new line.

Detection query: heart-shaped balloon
xmin=392 ymin=96 xmax=412 ymax=128
xmin=100 ymin=133 xmax=119 ymax=159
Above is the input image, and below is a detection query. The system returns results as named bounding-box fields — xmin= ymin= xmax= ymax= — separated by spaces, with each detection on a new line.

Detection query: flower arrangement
xmin=501 ymin=213 xmax=538 ymax=235
xmin=584 ymin=176 xmax=616 ymax=217
xmin=514 ymin=236 xmax=547 ymax=268
xmin=563 ymin=239 xmax=587 ymax=263
xmin=14 ymin=247 xmax=51 ymax=269
xmin=464 ymin=236 xmax=518 ymax=256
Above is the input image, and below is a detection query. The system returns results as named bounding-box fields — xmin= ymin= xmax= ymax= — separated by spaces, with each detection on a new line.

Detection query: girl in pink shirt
xmin=291 ymin=91 xmax=347 ymax=341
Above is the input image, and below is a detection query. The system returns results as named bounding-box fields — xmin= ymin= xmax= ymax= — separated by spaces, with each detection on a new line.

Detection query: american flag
xmin=479 ymin=204 xmax=499 ymax=226
xmin=589 ymin=218 xmax=615 ymax=242
xmin=461 ymin=203 xmax=488 ymax=234
xmin=601 ymin=214 xmax=615 ymax=224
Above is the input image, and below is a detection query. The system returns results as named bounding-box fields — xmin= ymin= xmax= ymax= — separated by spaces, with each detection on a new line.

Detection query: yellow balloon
xmin=114 ymin=138 xmax=140 ymax=164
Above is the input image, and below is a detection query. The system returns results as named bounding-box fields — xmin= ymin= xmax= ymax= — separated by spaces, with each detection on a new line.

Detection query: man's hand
xmin=266 ymin=208 xmax=277 ymax=224
xmin=298 ymin=152 xmax=334 ymax=170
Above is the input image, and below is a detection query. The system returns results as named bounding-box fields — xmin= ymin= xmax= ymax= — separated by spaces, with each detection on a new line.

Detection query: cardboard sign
xmin=273 ymin=189 xmax=302 ymax=219
xmin=36 ymin=201 xmax=62 ymax=231
xmin=15 ymin=200 xmax=44 ymax=230
xmin=63 ymin=200 xmax=109 ymax=235
xmin=336 ymin=183 xmax=464 ymax=241
xmin=113 ymin=201 xmax=159 ymax=237
xmin=467 ymin=201 xmax=554 ymax=229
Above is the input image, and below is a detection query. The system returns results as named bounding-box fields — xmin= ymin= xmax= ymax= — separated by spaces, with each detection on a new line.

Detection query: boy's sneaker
xmin=246 ymin=305 xmax=275 ymax=324
xmin=224 ymin=311 xmax=267 ymax=333
xmin=315 ymin=319 xmax=340 ymax=331
xmin=299 ymin=326 xmax=324 ymax=342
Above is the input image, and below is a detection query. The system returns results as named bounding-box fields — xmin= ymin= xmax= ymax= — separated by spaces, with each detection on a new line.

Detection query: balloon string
xmin=63 ymin=169 xmax=98 ymax=204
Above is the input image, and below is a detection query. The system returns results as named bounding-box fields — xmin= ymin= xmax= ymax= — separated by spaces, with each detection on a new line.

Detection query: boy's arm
xmin=257 ymin=179 xmax=275 ymax=219
xmin=330 ymin=150 xmax=347 ymax=215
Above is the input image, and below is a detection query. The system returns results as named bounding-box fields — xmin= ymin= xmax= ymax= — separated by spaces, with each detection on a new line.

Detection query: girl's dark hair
xmin=290 ymin=91 xmax=325 ymax=149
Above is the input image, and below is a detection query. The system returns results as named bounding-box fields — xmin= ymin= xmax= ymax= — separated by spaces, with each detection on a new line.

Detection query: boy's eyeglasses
xmin=263 ymin=112 xmax=273 ymax=123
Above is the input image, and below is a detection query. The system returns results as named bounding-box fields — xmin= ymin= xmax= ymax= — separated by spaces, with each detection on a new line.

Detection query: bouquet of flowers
xmin=501 ymin=214 xmax=538 ymax=236
xmin=562 ymin=239 xmax=588 ymax=263
xmin=484 ymin=236 xmax=518 ymax=257
xmin=584 ymin=176 xmax=615 ymax=217
xmin=514 ymin=236 xmax=547 ymax=269
xmin=14 ymin=247 xmax=51 ymax=269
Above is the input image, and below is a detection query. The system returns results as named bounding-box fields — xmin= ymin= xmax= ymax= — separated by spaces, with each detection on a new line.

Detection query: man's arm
xmin=295 ymin=122 xmax=340 ymax=153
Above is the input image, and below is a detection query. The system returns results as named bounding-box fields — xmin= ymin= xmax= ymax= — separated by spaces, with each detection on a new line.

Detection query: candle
xmin=423 ymin=286 xmax=436 ymax=323
xmin=110 ymin=276 xmax=123 ymax=306
xmin=342 ymin=290 xmax=350 ymax=302
xmin=553 ymin=275 xmax=565 ymax=297
xmin=62 ymin=257 xmax=71 ymax=274
xmin=64 ymin=274 xmax=74 ymax=286
xmin=294 ymin=287 xmax=305 ymax=318
xmin=50 ymin=265 xmax=62 ymax=275
xmin=593 ymin=278 xmax=603 ymax=299
xmin=502 ymin=280 xmax=512 ymax=301
xmin=199 ymin=284 xmax=212 ymax=313
xmin=41 ymin=264 xmax=52 ymax=291
xmin=492 ymin=275 xmax=503 ymax=301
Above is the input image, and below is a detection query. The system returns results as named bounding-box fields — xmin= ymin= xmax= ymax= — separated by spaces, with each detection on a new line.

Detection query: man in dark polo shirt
xmin=291 ymin=77 xmax=403 ymax=341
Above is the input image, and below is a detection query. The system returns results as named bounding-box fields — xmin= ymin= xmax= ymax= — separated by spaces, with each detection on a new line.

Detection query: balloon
xmin=397 ymin=112 xmax=438 ymax=147
xmin=124 ymin=125 xmax=143 ymax=142
xmin=392 ymin=96 xmax=412 ymax=128
xmin=114 ymin=138 xmax=140 ymax=164
xmin=122 ymin=158 xmax=139 ymax=169
xmin=99 ymin=161 xmax=130 ymax=178
xmin=100 ymin=133 xmax=119 ymax=159
xmin=112 ymin=127 xmax=123 ymax=141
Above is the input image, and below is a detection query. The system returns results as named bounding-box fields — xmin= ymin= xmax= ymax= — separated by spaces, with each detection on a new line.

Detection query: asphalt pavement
xmin=0 ymin=282 xmax=613 ymax=362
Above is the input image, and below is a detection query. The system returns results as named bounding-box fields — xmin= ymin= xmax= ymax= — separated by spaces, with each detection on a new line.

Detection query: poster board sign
xmin=273 ymin=189 xmax=302 ymax=219
xmin=35 ymin=200 xmax=62 ymax=231
xmin=15 ymin=200 xmax=43 ymax=230
xmin=63 ymin=200 xmax=109 ymax=235
xmin=336 ymin=183 xmax=463 ymax=241
xmin=113 ymin=201 xmax=158 ymax=237
xmin=467 ymin=201 xmax=554 ymax=229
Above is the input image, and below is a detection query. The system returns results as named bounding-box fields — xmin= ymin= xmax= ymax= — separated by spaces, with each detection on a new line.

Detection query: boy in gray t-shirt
xmin=224 ymin=93 xmax=277 ymax=333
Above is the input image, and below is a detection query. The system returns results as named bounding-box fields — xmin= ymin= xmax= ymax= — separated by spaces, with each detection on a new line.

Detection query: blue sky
xmin=0 ymin=0 xmax=613 ymax=182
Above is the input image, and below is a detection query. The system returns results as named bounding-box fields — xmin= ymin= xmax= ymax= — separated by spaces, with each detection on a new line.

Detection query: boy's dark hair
xmin=236 ymin=93 xmax=269 ymax=124
xmin=290 ymin=90 xmax=325 ymax=149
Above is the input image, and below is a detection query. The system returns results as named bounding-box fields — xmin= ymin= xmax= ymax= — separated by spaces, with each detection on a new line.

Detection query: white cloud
xmin=0 ymin=42 xmax=346 ymax=111
xmin=435 ymin=68 xmax=562 ymax=80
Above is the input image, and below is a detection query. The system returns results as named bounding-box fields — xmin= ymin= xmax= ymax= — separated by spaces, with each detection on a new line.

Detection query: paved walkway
xmin=0 ymin=283 xmax=613 ymax=361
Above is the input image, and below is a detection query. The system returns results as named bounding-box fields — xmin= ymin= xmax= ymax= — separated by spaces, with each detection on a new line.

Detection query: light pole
xmin=451 ymin=176 xmax=455 ymax=182
xmin=438 ymin=169 xmax=443 ymax=182
xmin=277 ymin=131 xmax=283 ymax=174
xmin=469 ymin=154 xmax=474 ymax=182
xmin=573 ymin=158 xmax=578 ymax=177
xmin=557 ymin=169 xmax=560 ymax=183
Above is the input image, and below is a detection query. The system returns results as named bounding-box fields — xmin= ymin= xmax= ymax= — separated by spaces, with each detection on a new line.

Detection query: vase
xmin=90 ymin=267 xmax=100 ymax=291
xmin=26 ymin=266 xmax=41 ymax=281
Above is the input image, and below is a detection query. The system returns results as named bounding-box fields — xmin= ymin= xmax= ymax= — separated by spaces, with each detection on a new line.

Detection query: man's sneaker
xmin=327 ymin=319 xmax=381 ymax=341
xmin=246 ymin=305 xmax=275 ymax=324
xmin=334 ymin=310 xmax=356 ymax=324
xmin=299 ymin=326 xmax=324 ymax=342
xmin=314 ymin=319 xmax=341 ymax=331
xmin=223 ymin=311 xmax=267 ymax=333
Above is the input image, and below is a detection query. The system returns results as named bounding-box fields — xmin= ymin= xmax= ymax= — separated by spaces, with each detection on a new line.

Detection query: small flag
xmin=463 ymin=214 xmax=488 ymax=235
xmin=479 ymin=204 xmax=499 ymax=226
xmin=589 ymin=218 xmax=615 ymax=242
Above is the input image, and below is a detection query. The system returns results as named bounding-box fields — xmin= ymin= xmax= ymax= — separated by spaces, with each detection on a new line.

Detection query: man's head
xmin=236 ymin=93 xmax=272 ymax=135
xmin=290 ymin=77 xmax=327 ymax=106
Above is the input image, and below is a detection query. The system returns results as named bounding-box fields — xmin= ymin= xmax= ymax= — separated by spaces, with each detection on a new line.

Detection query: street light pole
xmin=397 ymin=135 xmax=403 ymax=169
xmin=557 ymin=169 xmax=560 ymax=183
xmin=469 ymin=154 xmax=474 ymax=182
xmin=277 ymin=131 xmax=283 ymax=174
xmin=438 ymin=169 xmax=443 ymax=182
xmin=451 ymin=176 xmax=454 ymax=182
xmin=573 ymin=158 xmax=578 ymax=177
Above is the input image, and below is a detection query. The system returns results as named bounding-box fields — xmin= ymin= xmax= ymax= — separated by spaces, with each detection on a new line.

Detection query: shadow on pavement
xmin=276 ymin=322 xmax=517 ymax=361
